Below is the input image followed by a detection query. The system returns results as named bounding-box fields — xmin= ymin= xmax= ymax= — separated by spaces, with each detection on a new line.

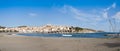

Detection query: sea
xmin=17 ymin=32 xmax=120 ymax=38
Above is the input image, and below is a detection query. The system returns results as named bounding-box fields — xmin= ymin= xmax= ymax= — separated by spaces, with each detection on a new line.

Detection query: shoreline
xmin=1 ymin=32 xmax=120 ymax=39
xmin=0 ymin=32 xmax=119 ymax=35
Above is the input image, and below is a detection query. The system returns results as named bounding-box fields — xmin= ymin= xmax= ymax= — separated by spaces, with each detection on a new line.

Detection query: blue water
xmin=17 ymin=32 xmax=120 ymax=38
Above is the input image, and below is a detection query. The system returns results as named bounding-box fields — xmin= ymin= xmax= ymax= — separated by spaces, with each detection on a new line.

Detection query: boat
xmin=62 ymin=34 xmax=72 ymax=36
xmin=12 ymin=34 xmax=16 ymax=35
xmin=106 ymin=34 xmax=120 ymax=37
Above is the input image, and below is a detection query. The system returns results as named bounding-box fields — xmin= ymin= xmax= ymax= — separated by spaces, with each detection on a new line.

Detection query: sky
xmin=0 ymin=0 xmax=120 ymax=32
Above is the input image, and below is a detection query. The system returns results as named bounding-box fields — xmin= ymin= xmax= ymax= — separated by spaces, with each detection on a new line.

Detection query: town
xmin=0 ymin=24 xmax=98 ymax=33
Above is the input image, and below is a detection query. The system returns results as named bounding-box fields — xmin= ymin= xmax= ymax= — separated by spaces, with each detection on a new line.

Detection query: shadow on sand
xmin=103 ymin=42 xmax=120 ymax=48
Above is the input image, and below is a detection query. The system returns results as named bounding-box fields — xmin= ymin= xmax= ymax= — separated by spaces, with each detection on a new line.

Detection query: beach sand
xmin=0 ymin=33 xmax=120 ymax=51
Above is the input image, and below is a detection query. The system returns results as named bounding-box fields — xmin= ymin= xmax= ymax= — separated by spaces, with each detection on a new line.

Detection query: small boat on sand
xmin=62 ymin=34 xmax=72 ymax=36
xmin=12 ymin=34 xmax=16 ymax=35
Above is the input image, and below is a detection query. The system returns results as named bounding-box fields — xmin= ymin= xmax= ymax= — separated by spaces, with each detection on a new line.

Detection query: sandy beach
xmin=0 ymin=33 xmax=120 ymax=51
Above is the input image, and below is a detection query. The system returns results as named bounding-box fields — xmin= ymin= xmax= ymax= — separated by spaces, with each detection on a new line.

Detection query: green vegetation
xmin=18 ymin=26 xmax=27 ymax=28
xmin=74 ymin=27 xmax=83 ymax=32
xmin=0 ymin=26 xmax=6 ymax=29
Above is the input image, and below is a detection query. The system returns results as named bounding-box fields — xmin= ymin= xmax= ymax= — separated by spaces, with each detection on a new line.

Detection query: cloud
xmin=113 ymin=12 xmax=120 ymax=20
xmin=102 ymin=12 xmax=108 ymax=18
xmin=102 ymin=3 xmax=116 ymax=18
xmin=58 ymin=2 xmax=118 ymax=31
xmin=28 ymin=13 xmax=37 ymax=17
xmin=60 ymin=3 xmax=117 ymax=23
xmin=104 ymin=3 xmax=116 ymax=11
xmin=59 ymin=5 xmax=103 ymax=23
xmin=102 ymin=2 xmax=120 ymax=31
xmin=112 ymin=3 xmax=116 ymax=8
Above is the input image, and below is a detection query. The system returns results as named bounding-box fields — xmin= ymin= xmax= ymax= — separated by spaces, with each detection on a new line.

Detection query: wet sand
xmin=0 ymin=33 xmax=120 ymax=51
